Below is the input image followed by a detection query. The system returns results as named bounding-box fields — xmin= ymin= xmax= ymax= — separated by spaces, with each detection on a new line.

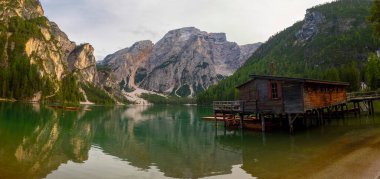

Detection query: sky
xmin=40 ymin=0 xmax=334 ymax=61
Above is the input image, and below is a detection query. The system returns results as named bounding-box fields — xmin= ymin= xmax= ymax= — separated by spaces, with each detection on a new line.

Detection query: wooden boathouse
xmin=213 ymin=75 xmax=350 ymax=133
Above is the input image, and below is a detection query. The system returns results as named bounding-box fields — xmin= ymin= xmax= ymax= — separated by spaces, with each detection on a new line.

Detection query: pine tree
xmin=366 ymin=53 xmax=380 ymax=90
xmin=369 ymin=0 xmax=380 ymax=37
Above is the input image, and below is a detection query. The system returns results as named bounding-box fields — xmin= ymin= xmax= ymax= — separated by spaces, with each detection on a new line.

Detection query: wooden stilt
xmin=239 ymin=113 xmax=244 ymax=129
xmin=223 ymin=113 xmax=226 ymax=128
xmin=319 ymin=109 xmax=324 ymax=125
xmin=328 ymin=107 xmax=332 ymax=120
xmin=261 ymin=115 xmax=266 ymax=132
xmin=368 ymin=101 xmax=372 ymax=116
xmin=353 ymin=102 xmax=357 ymax=117
xmin=288 ymin=114 xmax=299 ymax=133
xmin=214 ymin=111 xmax=217 ymax=127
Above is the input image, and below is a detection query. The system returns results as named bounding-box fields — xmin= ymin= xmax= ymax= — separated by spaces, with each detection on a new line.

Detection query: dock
xmin=211 ymin=75 xmax=380 ymax=133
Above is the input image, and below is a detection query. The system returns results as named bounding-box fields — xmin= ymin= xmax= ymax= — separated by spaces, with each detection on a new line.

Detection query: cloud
xmin=40 ymin=0 xmax=334 ymax=61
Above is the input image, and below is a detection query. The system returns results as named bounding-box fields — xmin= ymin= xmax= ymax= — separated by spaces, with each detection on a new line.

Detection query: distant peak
xmin=130 ymin=40 xmax=154 ymax=50
xmin=170 ymin=27 xmax=200 ymax=32
xmin=209 ymin=33 xmax=227 ymax=43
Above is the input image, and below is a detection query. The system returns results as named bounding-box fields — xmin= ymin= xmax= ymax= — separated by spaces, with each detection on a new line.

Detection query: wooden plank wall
xmin=256 ymin=80 xmax=283 ymax=114
xmin=239 ymin=81 xmax=255 ymax=101
xmin=283 ymin=82 xmax=304 ymax=113
xmin=239 ymin=81 xmax=257 ymax=113
xmin=303 ymin=84 xmax=346 ymax=110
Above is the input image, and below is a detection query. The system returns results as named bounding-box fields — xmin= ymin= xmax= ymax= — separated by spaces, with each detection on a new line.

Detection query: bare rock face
xmin=68 ymin=44 xmax=98 ymax=84
xmin=0 ymin=0 xmax=44 ymax=21
xmin=101 ymin=27 xmax=261 ymax=97
xmin=295 ymin=11 xmax=325 ymax=44
xmin=49 ymin=21 xmax=76 ymax=61
xmin=98 ymin=40 xmax=154 ymax=91
xmin=1 ymin=0 xmax=99 ymax=99
xmin=1 ymin=0 xmax=66 ymax=81
xmin=25 ymin=37 xmax=65 ymax=81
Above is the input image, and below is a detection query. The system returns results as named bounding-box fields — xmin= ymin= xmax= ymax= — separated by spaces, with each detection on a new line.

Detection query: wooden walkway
xmin=347 ymin=91 xmax=380 ymax=101
xmin=347 ymin=91 xmax=380 ymax=116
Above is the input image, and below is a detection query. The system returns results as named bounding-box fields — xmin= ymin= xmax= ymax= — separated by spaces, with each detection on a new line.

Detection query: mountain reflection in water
xmin=0 ymin=103 xmax=247 ymax=179
xmin=2 ymin=103 xmax=380 ymax=179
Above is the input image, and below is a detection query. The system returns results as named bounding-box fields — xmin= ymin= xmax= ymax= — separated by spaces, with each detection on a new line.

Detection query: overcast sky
xmin=40 ymin=0 xmax=334 ymax=61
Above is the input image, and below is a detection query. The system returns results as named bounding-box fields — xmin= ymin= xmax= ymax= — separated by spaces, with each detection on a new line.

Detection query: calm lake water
xmin=1 ymin=102 xmax=380 ymax=179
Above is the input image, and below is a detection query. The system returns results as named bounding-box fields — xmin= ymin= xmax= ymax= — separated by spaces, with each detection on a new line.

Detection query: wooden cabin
xmin=236 ymin=75 xmax=349 ymax=114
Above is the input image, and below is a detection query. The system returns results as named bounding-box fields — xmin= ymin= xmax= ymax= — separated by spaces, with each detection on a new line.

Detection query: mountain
xmin=99 ymin=27 xmax=261 ymax=98
xmin=0 ymin=0 xmax=112 ymax=104
xmin=197 ymin=0 xmax=380 ymax=103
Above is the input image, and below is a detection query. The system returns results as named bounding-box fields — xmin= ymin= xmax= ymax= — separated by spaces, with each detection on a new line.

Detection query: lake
xmin=1 ymin=102 xmax=380 ymax=179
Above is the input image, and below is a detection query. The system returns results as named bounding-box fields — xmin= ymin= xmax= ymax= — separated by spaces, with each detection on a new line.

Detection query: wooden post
xmin=368 ymin=101 xmax=372 ymax=116
xmin=319 ymin=109 xmax=324 ymax=125
xmin=214 ymin=111 xmax=217 ymax=127
xmin=288 ymin=114 xmax=299 ymax=134
xmin=223 ymin=113 xmax=226 ymax=128
xmin=328 ymin=107 xmax=332 ymax=120
xmin=261 ymin=114 xmax=266 ymax=132
xmin=239 ymin=113 xmax=244 ymax=130
xmin=371 ymin=100 xmax=375 ymax=115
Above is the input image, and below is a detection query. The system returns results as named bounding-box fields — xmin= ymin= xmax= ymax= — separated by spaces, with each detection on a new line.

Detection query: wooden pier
xmin=212 ymin=75 xmax=380 ymax=133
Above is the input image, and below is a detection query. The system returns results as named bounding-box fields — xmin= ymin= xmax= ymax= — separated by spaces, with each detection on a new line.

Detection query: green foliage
xmin=368 ymin=0 xmax=380 ymax=37
xmin=197 ymin=0 xmax=378 ymax=103
xmin=141 ymin=93 xmax=195 ymax=105
xmin=96 ymin=64 xmax=112 ymax=73
xmin=119 ymin=79 xmax=126 ymax=91
xmin=81 ymin=84 xmax=115 ymax=105
xmin=340 ymin=62 xmax=361 ymax=91
xmin=56 ymin=74 xmax=84 ymax=103
xmin=0 ymin=16 xmax=50 ymax=100
xmin=176 ymin=85 xmax=191 ymax=97
xmin=322 ymin=67 xmax=340 ymax=81
xmin=366 ymin=53 xmax=380 ymax=90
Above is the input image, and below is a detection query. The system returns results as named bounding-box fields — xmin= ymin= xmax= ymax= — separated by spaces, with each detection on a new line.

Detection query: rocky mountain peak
xmin=209 ymin=33 xmax=227 ymax=43
xmin=68 ymin=43 xmax=98 ymax=84
xmin=295 ymin=11 xmax=325 ymax=44
xmin=100 ymin=27 xmax=261 ymax=97
xmin=98 ymin=40 xmax=154 ymax=92
xmin=0 ymin=0 xmax=44 ymax=21
xmin=129 ymin=40 xmax=154 ymax=53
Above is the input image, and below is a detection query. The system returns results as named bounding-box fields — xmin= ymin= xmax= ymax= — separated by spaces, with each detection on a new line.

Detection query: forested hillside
xmin=197 ymin=0 xmax=380 ymax=103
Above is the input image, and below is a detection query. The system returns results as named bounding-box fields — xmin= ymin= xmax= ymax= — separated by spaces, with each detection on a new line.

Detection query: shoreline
xmin=281 ymin=128 xmax=380 ymax=179
xmin=0 ymin=98 xmax=16 ymax=102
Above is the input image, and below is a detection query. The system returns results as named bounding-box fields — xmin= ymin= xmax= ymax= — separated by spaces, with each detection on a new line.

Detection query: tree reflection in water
xmin=0 ymin=103 xmax=246 ymax=179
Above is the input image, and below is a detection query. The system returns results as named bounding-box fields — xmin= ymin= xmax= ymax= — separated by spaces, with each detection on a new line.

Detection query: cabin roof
xmin=236 ymin=75 xmax=349 ymax=88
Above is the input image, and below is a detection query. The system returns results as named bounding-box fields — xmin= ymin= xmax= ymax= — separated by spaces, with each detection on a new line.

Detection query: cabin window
xmin=271 ymin=83 xmax=278 ymax=99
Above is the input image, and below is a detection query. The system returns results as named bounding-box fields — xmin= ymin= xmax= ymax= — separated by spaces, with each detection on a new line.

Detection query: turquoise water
xmin=1 ymin=102 xmax=380 ymax=179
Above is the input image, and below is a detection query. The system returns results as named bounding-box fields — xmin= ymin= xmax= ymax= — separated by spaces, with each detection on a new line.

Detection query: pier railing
xmin=213 ymin=101 xmax=258 ymax=113
xmin=347 ymin=91 xmax=380 ymax=101
xmin=213 ymin=101 xmax=245 ymax=112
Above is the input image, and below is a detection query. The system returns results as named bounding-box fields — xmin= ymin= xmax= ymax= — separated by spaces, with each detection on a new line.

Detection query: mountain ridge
xmin=98 ymin=27 xmax=261 ymax=100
